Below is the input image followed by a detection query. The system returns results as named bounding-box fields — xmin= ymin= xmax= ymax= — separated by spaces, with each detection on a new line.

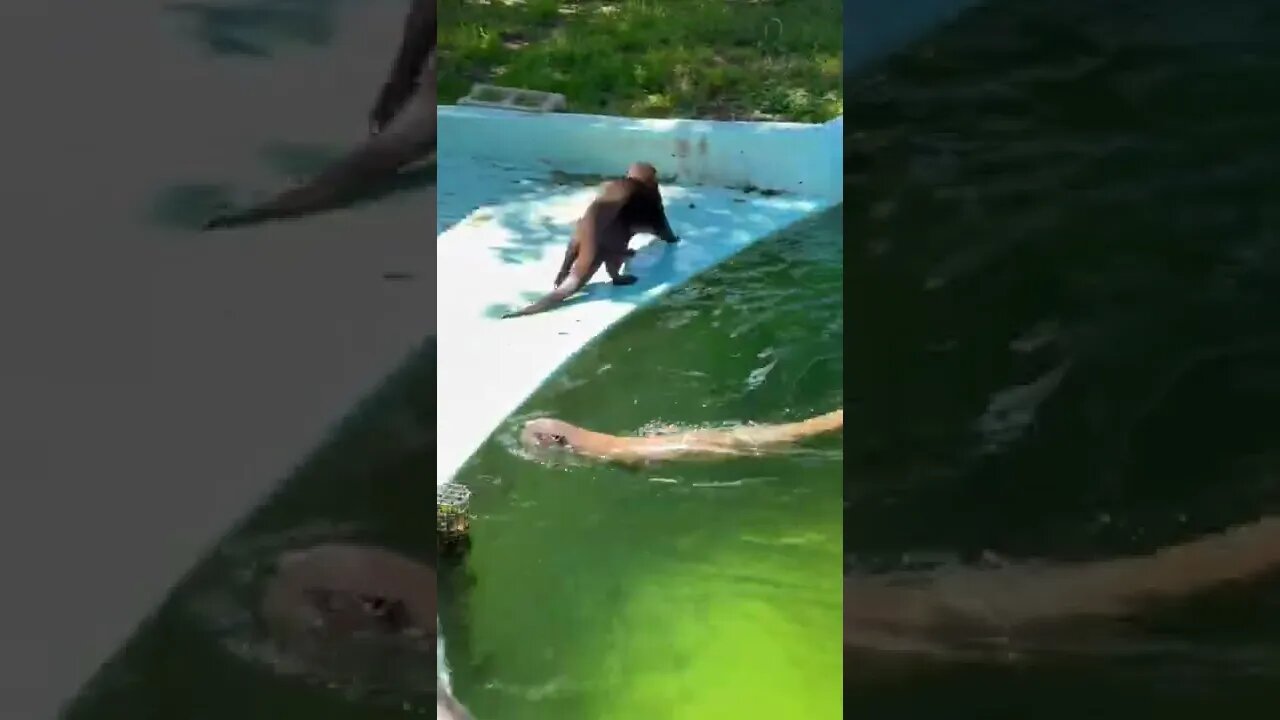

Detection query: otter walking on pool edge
xmin=203 ymin=0 xmax=436 ymax=230
xmin=520 ymin=409 xmax=843 ymax=464
xmin=501 ymin=161 xmax=681 ymax=319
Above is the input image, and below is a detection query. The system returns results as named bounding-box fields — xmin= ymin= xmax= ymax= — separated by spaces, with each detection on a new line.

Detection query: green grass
xmin=438 ymin=0 xmax=843 ymax=122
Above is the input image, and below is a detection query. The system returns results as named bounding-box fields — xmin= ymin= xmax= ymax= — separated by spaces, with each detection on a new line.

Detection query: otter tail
xmin=720 ymin=408 xmax=844 ymax=448
xmin=861 ymin=514 xmax=1280 ymax=635
xmin=1041 ymin=514 xmax=1280 ymax=618
xmin=501 ymin=284 xmax=579 ymax=319
xmin=804 ymin=409 xmax=844 ymax=434
xmin=204 ymin=64 xmax=436 ymax=231
xmin=502 ymin=256 xmax=602 ymax=319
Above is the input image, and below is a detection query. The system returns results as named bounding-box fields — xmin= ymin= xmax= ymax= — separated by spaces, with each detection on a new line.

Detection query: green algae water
xmin=440 ymin=208 xmax=845 ymax=719
xmin=844 ymin=0 xmax=1280 ymax=715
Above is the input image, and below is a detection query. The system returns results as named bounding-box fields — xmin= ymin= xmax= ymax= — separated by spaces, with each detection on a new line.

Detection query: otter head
xmin=520 ymin=418 xmax=578 ymax=452
xmin=625 ymin=161 xmax=660 ymax=189
xmin=296 ymin=587 xmax=417 ymax=637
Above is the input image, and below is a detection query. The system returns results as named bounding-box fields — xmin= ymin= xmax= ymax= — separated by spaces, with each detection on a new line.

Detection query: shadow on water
xmin=149 ymin=140 xmax=436 ymax=231
xmin=165 ymin=0 xmax=358 ymax=58
xmin=844 ymin=0 xmax=1280 ymax=714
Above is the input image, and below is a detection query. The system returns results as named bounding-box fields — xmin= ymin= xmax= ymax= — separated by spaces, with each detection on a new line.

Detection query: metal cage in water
xmin=437 ymin=481 xmax=472 ymax=553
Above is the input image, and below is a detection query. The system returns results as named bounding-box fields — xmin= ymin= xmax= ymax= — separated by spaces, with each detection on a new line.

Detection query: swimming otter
xmin=501 ymin=162 xmax=681 ymax=319
xmin=261 ymin=543 xmax=435 ymax=641
xmin=520 ymin=409 xmax=843 ymax=464
xmin=204 ymin=0 xmax=435 ymax=230
xmin=258 ymin=544 xmax=436 ymax=688
xmin=260 ymin=542 xmax=478 ymax=714
xmin=844 ymin=514 xmax=1280 ymax=661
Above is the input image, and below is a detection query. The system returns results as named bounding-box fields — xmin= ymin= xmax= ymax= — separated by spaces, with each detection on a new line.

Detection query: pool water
xmin=439 ymin=208 xmax=845 ymax=719
xmin=62 ymin=341 xmax=443 ymax=719
xmin=844 ymin=0 xmax=1280 ymax=714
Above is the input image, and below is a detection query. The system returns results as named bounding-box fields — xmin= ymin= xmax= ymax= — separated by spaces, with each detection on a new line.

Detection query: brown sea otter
xmin=502 ymin=161 xmax=681 ymax=318
xmin=520 ymin=409 xmax=844 ymax=465
xmin=204 ymin=0 xmax=436 ymax=230
xmin=844 ymin=514 xmax=1280 ymax=662
xmin=259 ymin=542 xmax=478 ymax=715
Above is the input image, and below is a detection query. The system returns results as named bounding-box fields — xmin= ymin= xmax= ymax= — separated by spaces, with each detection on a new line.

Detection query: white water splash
xmin=438 ymin=630 xmax=452 ymax=692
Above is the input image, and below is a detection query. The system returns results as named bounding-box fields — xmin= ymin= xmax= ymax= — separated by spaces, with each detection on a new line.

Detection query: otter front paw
xmin=612 ymin=274 xmax=639 ymax=286
xmin=622 ymin=248 xmax=637 ymax=257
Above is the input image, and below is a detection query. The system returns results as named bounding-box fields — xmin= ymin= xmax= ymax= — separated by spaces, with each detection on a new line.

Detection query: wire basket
xmin=437 ymin=482 xmax=472 ymax=552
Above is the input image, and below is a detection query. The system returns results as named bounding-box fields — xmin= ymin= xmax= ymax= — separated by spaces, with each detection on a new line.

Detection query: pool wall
xmin=441 ymin=105 xmax=843 ymax=201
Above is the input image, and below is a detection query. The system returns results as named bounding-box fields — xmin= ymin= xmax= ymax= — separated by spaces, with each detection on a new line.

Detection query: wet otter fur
xmin=520 ymin=409 xmax=843 ymax=464
xmin=258 ymin=543 xmax=436 ymax=691
xmin=502 ymin=161 xmax=680 ymax=318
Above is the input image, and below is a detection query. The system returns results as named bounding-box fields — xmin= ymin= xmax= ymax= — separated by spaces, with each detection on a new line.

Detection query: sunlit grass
xmin=439 ymin=0 xmax=843 ymax=122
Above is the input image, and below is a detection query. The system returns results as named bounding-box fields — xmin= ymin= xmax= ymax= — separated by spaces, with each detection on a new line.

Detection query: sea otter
xmin=258 ymin=544 xmax=435 ymax=692
xmin=203 ymin=0 xmax=435 ymax=230
xmin=259 ymin=542 xmax=477 ymax=715
xmin=520 ymin=409 xmax=843 ymax=464
xmin=260 ymin=543 xmax=434 ymax=644
xmin=843 ymin=514 xmax=1280 ymax=662
xmin=501 ymin=161 xmax=680 ymax=319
